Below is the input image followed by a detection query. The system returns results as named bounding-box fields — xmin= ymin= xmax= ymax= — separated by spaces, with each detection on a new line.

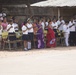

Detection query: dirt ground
xmin=0 ymin=47 xmax=76 ymax=58
xmin=0 ymin=47 xmax=76 ymax=75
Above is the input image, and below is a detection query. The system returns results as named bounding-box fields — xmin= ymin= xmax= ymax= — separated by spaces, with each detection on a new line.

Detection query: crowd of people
xmin=0 ymin=15 xmax=76 ymax=50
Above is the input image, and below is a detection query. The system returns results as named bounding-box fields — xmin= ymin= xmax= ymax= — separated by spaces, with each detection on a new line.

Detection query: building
xmin=31 ymin=0 xmax=76 ymax=20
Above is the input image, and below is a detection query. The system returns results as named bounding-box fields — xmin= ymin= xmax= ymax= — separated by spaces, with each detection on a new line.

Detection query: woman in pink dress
xmin=2 ymin=17 xmax=8 ymax=31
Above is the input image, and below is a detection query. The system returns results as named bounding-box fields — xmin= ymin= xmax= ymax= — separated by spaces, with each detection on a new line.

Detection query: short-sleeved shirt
xmin=7 ymin=24 xmax=15 ymax=33
xmin=0 ymin=25 xmax=3 ymax=35
xmin=27 ymin=23 xmax=33 ymax=33
xmin=57 ymin=20 xmax=65 ymax=31
xmin=22 ymin=25 xmax=28 ymax=35
xmin=51 ymin=22 xmax=58 ymax=29
xmin=45 ymin=22 xmax=49 ymax=27
xmin=69 ymin=21 xmax=76 ymax=32
xmin=41 ymin=22 xmax=45 ymax=30
xmin=63 ymin=24 xmax=70 ymax=34
xmin=12 ymin=23 xmax=18 ymax=31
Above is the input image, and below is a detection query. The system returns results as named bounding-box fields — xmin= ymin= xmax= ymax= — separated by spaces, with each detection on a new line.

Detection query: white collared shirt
xmin=45 ymin=22 xmax=49 ymax=27
xmin=22 ymin=25 xmax=28 ymax=34
xmin=27 ymin=23 xmax=33 ymax=33
xmin=63 ymin=24 xmax=70 ymax=34
xmin=0 ymin=25 xmax=3 ymax=35
xmin=41 ymin=22 xmax=45 ymax=30
xmin=12 ymin=23 xmax=18 ymax=31
xmin=69 ymin=21 xmax=76 ymax=32
xmin=7 ymin=24 xmax=15 ymax=33
xmin=57 ymin=20 xmax=65 ymax=31
xmin=51 ymin=22 xmax=58 ymax=29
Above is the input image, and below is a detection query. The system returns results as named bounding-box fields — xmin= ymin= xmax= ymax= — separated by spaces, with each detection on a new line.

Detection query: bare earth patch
xmin=0 ymin=47 xmax=76 ymax=58
xmin=0 ymin=47 xmax=76 ymax=75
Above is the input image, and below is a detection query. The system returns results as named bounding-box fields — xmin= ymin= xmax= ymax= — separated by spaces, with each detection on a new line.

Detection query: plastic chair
xmin=2 ymin=32 xmax=17 ymax=50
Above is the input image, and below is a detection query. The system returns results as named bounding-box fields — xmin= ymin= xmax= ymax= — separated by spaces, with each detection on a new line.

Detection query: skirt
xmin=28 ymin=33 xmax=34 ymax=41
xmin=22 ymin=34 xmax=29 ymax=41
xmin=8 ymin=33 xmax=16 ymax=41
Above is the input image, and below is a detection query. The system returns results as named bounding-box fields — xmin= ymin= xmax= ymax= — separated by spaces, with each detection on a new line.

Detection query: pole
xmin=58 ymin=8 xmax=60 ymax=19
xmin=27 ymin=0 xmax=32 ymax=17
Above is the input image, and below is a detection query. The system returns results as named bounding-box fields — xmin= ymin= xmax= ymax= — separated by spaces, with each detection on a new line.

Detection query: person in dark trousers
xmin=69 ymin=17 xmax=76 ymax=46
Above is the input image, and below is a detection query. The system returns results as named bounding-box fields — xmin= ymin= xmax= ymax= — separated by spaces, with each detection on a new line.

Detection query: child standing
xmin=7 ymin=19 xmax=17 ymax=49
xmin=26 ymin=19 xmax=34 ymax=50
xmin=22 ymin=21 xmax=28 ymax=51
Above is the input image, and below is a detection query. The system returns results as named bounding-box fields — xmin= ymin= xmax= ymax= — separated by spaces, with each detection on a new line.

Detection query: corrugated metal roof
xmin=0 ymin=0 xmax=46 ymax=5
xmin=31 ymin=0 xmax=76 ymax=7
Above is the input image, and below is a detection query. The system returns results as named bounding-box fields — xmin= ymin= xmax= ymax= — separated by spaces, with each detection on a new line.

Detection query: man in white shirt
xmin=45 ymin=21 xmax=48 ymax=30
xmin=73 ymin=15 xmax=76 ymax=45
xmin=45 ymin=19 xmax=50 ymax=30
xmin=51 ymin=18 xmax=58 ymax=37
xmin=63 ymin=21 xmax=70 ymax=47
xmin=69 ymin=17 xmax=76 ymax=46
xmin=41 ymin=19 xmax=45 ymax=30
xmin=57 ymin=16 xmax=65 ymax=31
